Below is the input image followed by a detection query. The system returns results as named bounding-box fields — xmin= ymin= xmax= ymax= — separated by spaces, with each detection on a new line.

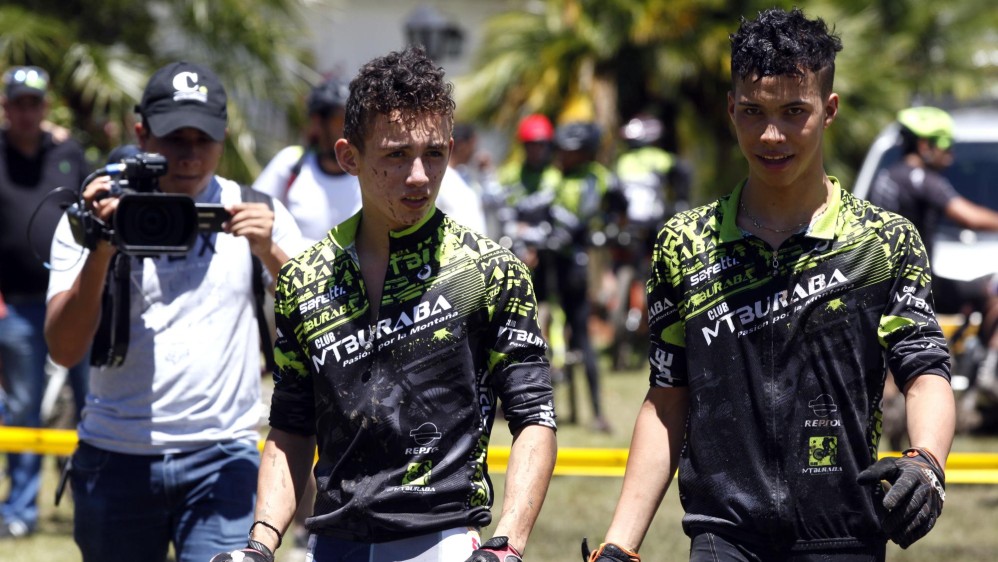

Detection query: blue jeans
xmin=70 ymin=440 xmax=259 ymax=562
xmin=689 ymin=532 xmax=886 ymax=562
xmin=0 ymin=300 xmax=89 ymax=528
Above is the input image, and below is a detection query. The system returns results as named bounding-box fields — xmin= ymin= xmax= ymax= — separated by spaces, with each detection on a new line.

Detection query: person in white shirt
xmin=437 ymin=165 xmax=487 ymax=234
xmin=254 ymin=78 xmax=362 ymax=244
xmin=44 ymin=61 xmax=306 ymax=562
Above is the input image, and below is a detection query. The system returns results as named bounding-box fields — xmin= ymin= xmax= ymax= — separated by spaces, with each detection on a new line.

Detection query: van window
xmin=945 ymin=142 xmax=998 ymax=213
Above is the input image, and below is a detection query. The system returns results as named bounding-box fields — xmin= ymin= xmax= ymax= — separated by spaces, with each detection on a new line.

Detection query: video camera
xmin=67 ymin=152 xmax=230 ymax=256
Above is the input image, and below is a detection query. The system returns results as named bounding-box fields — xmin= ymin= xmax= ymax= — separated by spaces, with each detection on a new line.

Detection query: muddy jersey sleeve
xmin=483 ymin=254 xmax=556 ymax=433
xmin=647 ymin=223 xmax=688 ymax=388
xmin=878 ymin=216 xmax=951 ymax=389
xmin=268 ymin=266 xmax=318 ymax=436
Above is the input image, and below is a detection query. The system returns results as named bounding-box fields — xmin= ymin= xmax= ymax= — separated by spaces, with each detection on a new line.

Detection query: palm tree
xmin=0 ymin=0 xmax=320 ymax=182
xmin=456 ymin=0 xmax=998 ymax=203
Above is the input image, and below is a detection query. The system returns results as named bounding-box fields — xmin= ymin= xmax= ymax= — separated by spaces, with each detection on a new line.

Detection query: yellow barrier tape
xmin=2 ymin=427 xmax=997 ymax=484
xmin=0 ymin=427 xmax=77 ymax=456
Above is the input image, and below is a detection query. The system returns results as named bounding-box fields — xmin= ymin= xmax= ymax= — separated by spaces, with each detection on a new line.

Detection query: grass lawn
xmin=6 ymin=366 xmax=998 ymax=561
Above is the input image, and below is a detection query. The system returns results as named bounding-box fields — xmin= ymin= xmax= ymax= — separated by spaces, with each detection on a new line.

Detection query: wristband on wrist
xmin=249 ymin=520 xmax=283 ymax=549
xmin=483 ymin=535 xmax=522 ymax=556
xmin=903 ymin=446 xmax=942 ymax=469
xmin=246 ymin=539 xmax=275 ymax=561
xmin=902 ymin=446 xmax=946 ymax=499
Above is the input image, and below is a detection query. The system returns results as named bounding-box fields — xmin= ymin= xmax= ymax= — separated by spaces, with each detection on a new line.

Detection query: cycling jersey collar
xmin=389 ymin=207 xmax=438 ymax=240
xmin=809 ymin=179 xmax=841 ymax=239
xmin=720 ymin=177 xmax=842 ymax=242
xmin=328 ymin=211 xmax=362 ymax=250
xmin=327 ymin=207 xmax=442 ymax=250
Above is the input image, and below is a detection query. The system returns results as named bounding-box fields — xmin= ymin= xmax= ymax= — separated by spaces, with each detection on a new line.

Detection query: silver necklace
xmin=739 ymin=200 xmax=810 ymax=234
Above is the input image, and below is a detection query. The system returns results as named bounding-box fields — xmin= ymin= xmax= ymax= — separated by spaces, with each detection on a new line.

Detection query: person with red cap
xmin=498 ymin=114 xmax=555 ymax=203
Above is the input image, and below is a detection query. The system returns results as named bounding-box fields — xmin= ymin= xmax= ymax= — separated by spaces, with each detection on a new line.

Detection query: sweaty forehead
xmin=370 ymin=111 xmax=452 ymax=147
xmin=733 ymin=72 xmax=823 ymax=104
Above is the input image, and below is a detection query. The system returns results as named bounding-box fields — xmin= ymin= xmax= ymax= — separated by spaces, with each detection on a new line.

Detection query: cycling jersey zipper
xmin=766 ymin=244 xmax=790 ymax=535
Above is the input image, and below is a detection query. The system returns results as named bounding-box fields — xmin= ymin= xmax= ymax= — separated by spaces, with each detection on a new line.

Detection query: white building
xmin=301 ymin=1 xmax=531 ymax=84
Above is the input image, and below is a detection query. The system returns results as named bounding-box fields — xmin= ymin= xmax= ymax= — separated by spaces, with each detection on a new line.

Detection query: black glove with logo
xmin=209 ymin=540 xmax=275 ymax=562
xmin=857 ymin=447 xmax=946 ymax=549
xmin=466 ymin=536 xmax=523 ymax=562
xmin=581 ymin=538 xmax=641 ymax=562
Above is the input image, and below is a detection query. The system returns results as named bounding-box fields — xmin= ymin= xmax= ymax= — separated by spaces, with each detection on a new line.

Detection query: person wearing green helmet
xmin=870 ymin=106 xmax=998 ymax=257
xmin=868 ymin=106 xmax=998 ymax=413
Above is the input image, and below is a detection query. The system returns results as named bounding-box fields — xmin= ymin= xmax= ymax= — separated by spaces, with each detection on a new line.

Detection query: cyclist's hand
xmin=581 ymin=538 xmax=641 ymax=562
xmin=465 ymin=536 xmax=522 ymax=562
xmin=209 ymin=540 xmax=275 ymax=562
xmin=857 ymin=447 xmax=946 ymax=548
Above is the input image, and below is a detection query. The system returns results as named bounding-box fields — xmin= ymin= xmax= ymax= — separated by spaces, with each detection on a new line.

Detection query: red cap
xmin=517 ymin=114 xmax=554 ymax=143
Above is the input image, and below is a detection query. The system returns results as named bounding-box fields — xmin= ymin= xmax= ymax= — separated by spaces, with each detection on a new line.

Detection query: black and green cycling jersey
xmin=270 ymin=209 xmax=556 ymax=542
xmin=647 ymin=179 xmax=950 ymax=551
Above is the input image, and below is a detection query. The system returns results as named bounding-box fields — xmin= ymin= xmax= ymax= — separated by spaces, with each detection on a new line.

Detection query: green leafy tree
xmin=456 ymin=0 xmax=998 ymax=203
xmin=0 ymin=0 xmax=320 ymax=182
xmin=814 ymin=0 xmax=998 ymax=188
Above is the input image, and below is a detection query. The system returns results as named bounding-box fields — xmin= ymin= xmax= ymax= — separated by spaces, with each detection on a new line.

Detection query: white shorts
xmin=305 ymin=526 xmax=482 ymax=562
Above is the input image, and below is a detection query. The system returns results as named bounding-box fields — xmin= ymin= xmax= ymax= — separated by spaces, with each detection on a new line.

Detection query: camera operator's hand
xmin=78 ymin=175 xmax=120 ymax=256
xmin=82 ymin=175 xmax=120 ymax=224
xmin=225 ymin=202 xmax=275 ymax=257
xmin=225 ymin=202 xmax=291 ymax=278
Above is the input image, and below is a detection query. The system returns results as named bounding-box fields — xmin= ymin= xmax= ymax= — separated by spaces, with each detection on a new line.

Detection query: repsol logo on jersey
xmin=689 ymin=255 xmax=740 ymax=286
xmin=311 ymin=296 xmax=454 ymax=367
xmin=701 ymin=269 xmax=849 ymax=345
xmin=804 ymin=419 xmax=842 ymax=427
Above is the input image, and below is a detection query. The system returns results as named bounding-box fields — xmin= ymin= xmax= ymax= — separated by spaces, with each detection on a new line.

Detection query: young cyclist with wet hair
xmin=213 ymin=46 xmax=557 ymax=562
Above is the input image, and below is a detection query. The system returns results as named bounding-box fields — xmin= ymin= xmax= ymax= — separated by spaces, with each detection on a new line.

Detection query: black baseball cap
xmin=3 ymin=66 xmax=49 ymax=99
xmin=136 ymin=61 xmax=227 ymax=141
xmin=306 ymin=78 xmax=349 ymax=116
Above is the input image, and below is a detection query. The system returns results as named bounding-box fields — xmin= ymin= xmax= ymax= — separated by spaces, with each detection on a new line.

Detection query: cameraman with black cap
xmin=44 ymin=61 xmax=304 ymax=562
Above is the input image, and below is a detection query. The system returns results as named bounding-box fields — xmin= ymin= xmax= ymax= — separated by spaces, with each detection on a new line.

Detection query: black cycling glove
xmin=465 ymin=536 xmax=523 ymax=562
xmin=581 ymin=537 xmax=641 ymax=562
xmin=209 ymin=540 xmax=275 ymax=562
xmin=857 ymin=447 xmax=946 ymax=548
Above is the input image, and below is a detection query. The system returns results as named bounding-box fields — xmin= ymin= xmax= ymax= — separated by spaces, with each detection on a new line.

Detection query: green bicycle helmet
xmin=897 ymin=106 xmax=954 ymax=150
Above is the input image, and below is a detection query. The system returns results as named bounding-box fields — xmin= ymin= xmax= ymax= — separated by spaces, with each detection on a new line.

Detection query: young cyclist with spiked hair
xmin=585 ymin=7 xmax=954 ymax=562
